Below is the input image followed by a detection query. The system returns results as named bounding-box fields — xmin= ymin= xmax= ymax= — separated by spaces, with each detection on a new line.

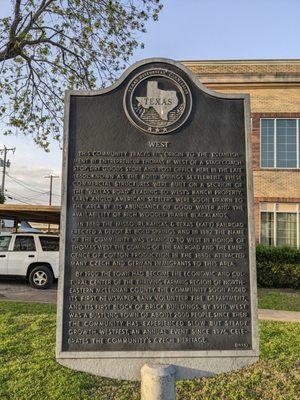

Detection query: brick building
xmin=183 ymin=60 xmax=300 ymax=248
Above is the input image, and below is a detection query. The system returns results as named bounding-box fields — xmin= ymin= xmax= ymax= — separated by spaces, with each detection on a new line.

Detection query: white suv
xmin=0 ymin=233 xmax=59 ymax=289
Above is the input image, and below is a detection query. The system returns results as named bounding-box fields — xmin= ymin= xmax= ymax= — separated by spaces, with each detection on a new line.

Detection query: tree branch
xmin=0 ymin=0 xmax=23 ymax=61
xmin=9 ymin=0 xmax=22 ymax=41
xmin=20 ymin=0 xmax=57 ymax=37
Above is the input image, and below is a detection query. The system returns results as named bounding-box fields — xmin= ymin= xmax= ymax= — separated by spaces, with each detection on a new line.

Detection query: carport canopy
xmin=0 ymin=204 xmax=61 ymax=224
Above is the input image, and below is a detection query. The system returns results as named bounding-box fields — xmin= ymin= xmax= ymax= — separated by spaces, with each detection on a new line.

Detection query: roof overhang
xmin=0 ymin=204 xmax=61 ymax=224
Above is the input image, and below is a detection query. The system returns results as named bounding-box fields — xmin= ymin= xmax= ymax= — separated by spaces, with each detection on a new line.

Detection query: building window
xmin=276 ymin=213 xmax=297 ymax=247
xmin=260 ymin=118 xmax=299 ymax=168
xmin=260 ymin=211 xmax=274 ymax=246
xmin=260 ymin=203 xmax=300 ymax=248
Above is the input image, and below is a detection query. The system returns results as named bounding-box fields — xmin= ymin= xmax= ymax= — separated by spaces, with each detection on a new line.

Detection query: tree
xmin=0 ymin=190 xmax=5 ymax=204
xmin=0 ymin=0 xmax=163 ymax=150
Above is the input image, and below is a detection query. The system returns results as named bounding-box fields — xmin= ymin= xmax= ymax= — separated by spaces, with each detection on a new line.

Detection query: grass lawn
xmin=258 ymin=288 xmax=300 ymax=312
xmin=0 ymin=302 xmax=299 ymax=400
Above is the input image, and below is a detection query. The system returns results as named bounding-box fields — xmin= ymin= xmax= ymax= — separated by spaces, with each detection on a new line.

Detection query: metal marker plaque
xmin=56 ymin=59 xmax=258 ymax=380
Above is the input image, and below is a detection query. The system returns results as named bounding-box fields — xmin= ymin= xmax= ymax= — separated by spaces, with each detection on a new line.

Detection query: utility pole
xmin=0 ymin=146 xmax=16 ymax=194
xmin=44 ymin=174 xmax=59 ymax=206
xmin=44 ymin=174 xmax=59 ymax=232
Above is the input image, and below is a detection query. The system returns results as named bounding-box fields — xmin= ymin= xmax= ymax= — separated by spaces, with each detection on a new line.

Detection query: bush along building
xmin=184 ymin=59 xmax=300 ymax=248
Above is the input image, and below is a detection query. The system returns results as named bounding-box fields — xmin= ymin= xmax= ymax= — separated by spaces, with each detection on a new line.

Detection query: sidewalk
xmin=258 ymin=309 xmax=300 ymax=323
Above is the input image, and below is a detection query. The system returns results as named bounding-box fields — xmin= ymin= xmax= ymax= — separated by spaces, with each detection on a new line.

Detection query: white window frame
xmin=259 ymin=203 xmax=300 ymax=248
xmin=260 ymin=118 xmax=300 ymax=169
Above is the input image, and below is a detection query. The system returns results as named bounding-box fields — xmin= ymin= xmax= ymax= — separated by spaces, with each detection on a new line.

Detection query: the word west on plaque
xmin=56 ymin=59 xmax=259 ymax=380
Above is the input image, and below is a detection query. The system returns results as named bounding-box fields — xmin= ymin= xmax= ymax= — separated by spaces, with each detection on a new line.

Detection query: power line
xmin=12 ymin=190 xmax=54 ymax=201
xmin=6 ymin=190 xmax=60 ymax=206
xmin=7 ymin=172 xmax=61 ymax=196
xmin=6 ymin=173 xmax=48 ymax=193
xmin=5 ymin=189 xmax=45 ymax=205
xmin=6 ymin=194 xmax=33 ymax=205
xmin=5 ymin=172 xmax=61 ymax=198
xmin=22 ymin=192 xmax=51 ymax=200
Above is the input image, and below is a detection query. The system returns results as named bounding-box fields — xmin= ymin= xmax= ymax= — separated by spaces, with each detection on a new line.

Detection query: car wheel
xmin=29 ymin=265 xmax=53 ymax=289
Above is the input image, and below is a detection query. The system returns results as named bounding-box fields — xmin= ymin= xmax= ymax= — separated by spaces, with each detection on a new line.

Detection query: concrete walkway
xmin=0 ymin=280 xmax=299 ymax=322
xmin=258 ymin=309 xmax=300 ymax=323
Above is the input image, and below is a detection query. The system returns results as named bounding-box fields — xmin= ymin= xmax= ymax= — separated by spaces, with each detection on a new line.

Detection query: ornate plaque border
xmin=56 ymin=58 xmax=259 ymax=381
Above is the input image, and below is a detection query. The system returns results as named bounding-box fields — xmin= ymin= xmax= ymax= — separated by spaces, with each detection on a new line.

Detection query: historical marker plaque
xmin=56 ymin=59 xmax=258 ymax=380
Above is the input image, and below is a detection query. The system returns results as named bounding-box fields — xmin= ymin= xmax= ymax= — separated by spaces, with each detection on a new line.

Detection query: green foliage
xmin=178 ymin=321 xmax=300 ymax=400
xmin=256 ymin=245 xmax=300 ymax=289
xmin=0 ymin=302 xmax=139 ymax=400
xmin=0 ymin=190 xmax=5 ymax=204
xmin=258 ymin=288 xmax=300 ymax=311
xmin=0 ymin=301 xmax=299 ymax=400
xmin=0 ymin=0 xmax=163 ymax=150
xmin=256 ymin=245 xmax=300 ymax=264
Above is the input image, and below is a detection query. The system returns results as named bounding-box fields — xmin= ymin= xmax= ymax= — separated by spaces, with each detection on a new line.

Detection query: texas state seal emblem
xmin=124 ymin=67 xmax=192 ymax=134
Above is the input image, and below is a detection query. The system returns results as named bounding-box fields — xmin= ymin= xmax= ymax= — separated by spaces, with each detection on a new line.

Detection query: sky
xmin=0 ymin=0 xmax=300 ymax=205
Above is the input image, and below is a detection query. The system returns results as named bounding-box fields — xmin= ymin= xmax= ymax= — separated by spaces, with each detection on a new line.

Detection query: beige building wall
xmin=253 ymin=170 xmax=300 ymax=198
xmin=183 ymin=59 xmax=300 ymax=113
xmin=183 ymin=60 xmax=300 ymax=242
xmin=207 ymin=87 xmax=300 ymax=113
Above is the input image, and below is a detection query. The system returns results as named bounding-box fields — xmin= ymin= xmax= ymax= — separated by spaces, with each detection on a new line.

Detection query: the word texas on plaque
xmin=56 ymin=59 xmax=258 ymax=380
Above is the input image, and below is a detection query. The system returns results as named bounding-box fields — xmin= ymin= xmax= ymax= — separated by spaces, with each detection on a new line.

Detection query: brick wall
xmin=207 ymin=87 xmax=300 ymax=113
xmin=184 ymin=61 xmax=300 ymax=113
xmin=184 ymin=60 xmax=300 ymax=76
xmin=253 ymin=170 xmax=300 ymax=198
xmin=251 ymin=113 xmax=300 ymax=242
xmin=184 ymin=60 xmax=300 ymax=243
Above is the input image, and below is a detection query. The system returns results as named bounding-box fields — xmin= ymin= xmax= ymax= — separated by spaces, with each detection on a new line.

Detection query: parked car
xmin=0 ymin=233 xmax=59 ymax=289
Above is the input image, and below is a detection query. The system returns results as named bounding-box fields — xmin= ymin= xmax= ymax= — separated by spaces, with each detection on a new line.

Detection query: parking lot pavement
xmin=0 ymin=278 xmax=57 ymax=304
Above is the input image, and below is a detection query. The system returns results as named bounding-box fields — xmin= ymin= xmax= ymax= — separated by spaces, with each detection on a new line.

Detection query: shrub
xmin=256 ymin=245 xmax=300 ymax=289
